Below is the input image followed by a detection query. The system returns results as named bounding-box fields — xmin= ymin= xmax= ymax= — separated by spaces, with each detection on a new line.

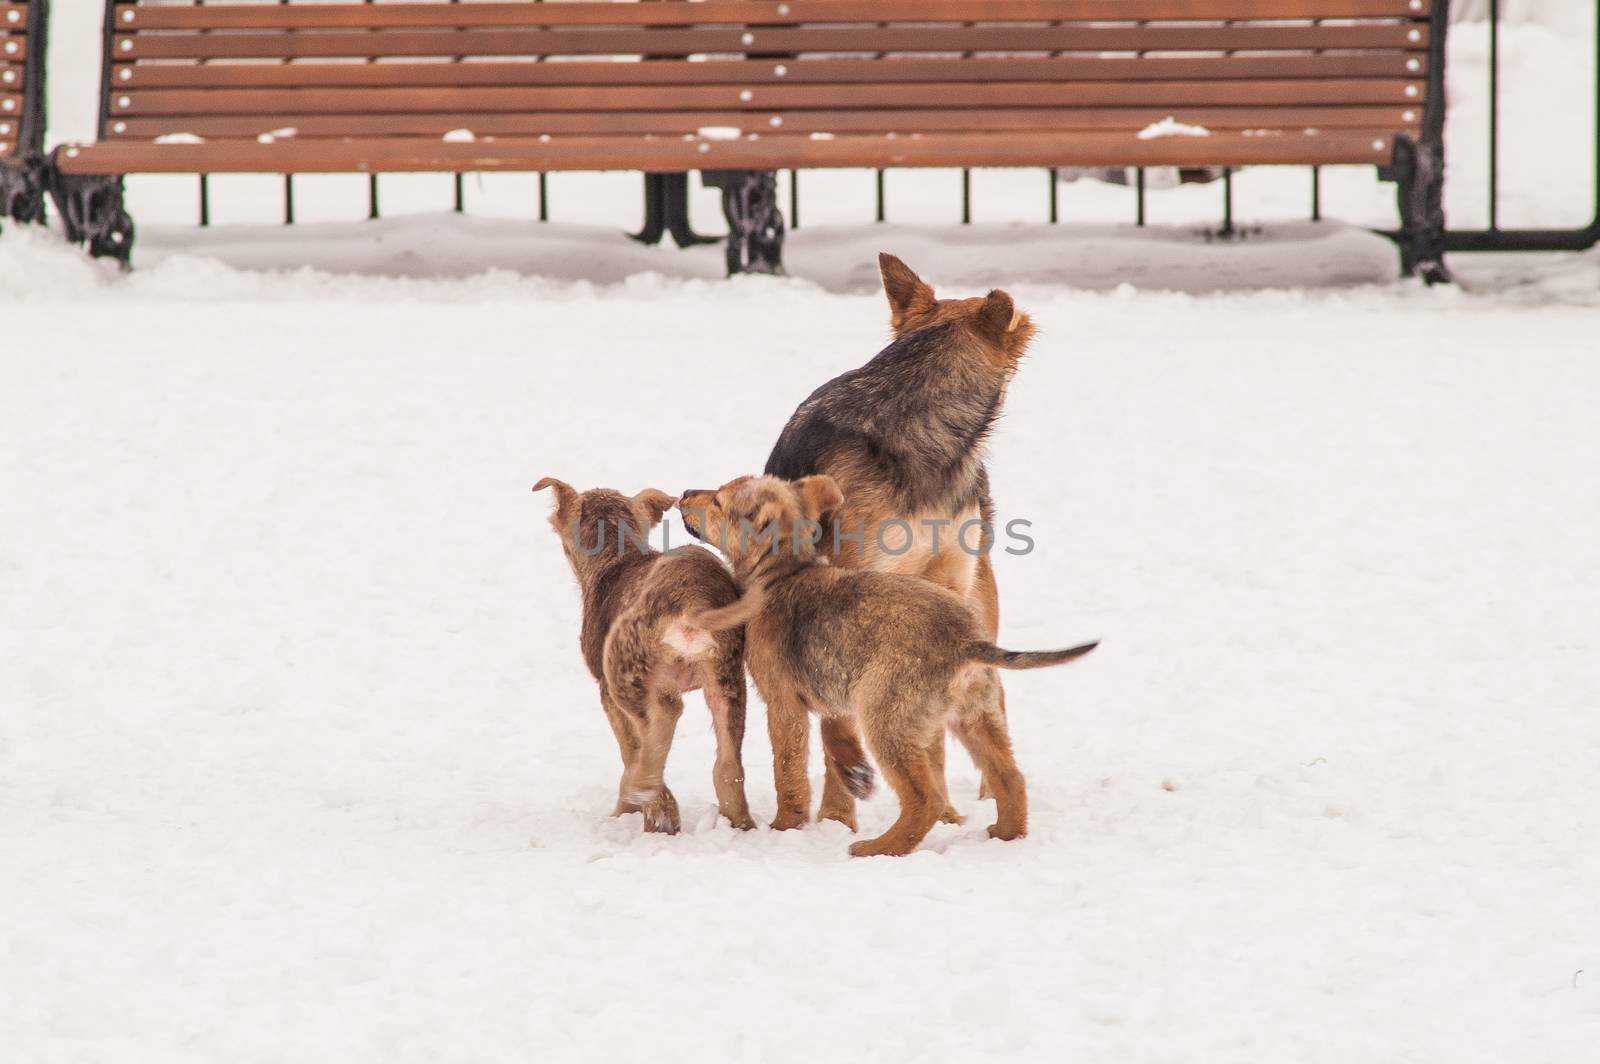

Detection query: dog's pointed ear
xmin=879 ymin=253 xmax=936 ymax=333
xmin=532 ymin=476 xmax=578 ymax=513
xmin=976 ymin=289 xmax=1018 ymax=338
xmin=796 ymin=475 xmax=844 ymax=521
xmin=633 ymin=488 xmax=677 ymax=527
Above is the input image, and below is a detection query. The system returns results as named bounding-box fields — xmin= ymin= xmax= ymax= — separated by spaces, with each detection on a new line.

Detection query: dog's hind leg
xmin=848 ymin=712 xmax=945 ymax=858
xmin=703 ymin=647 xmax=756 ymax=831
xmin=926 ymin=734 xmax=966 ymax=825
xmin=970 ymin=553 xmax=1005 ymax=801
xmin=616 ymin=688 xmax=684 ymax=834
xmin=599 ymin=686 xmax=643 ymax=817
xmin=951 ymin=697 xmax=1028 ymax=842
xmin=762 ymin=688 xmax=812 ymax=831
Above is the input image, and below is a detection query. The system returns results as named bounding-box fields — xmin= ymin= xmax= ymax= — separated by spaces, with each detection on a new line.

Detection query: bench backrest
xmin=100 ymin=0 xmax=1435 ymax=148
xmin=1 ymin=0 xmax=46 ymax=158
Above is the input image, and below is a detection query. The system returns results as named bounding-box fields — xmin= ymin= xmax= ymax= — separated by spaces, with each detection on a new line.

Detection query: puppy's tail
xmin=687 ymin=584 xmax=765 ymax=634
xmin=821 ymin=721 xmax=875 ymax=800
xmin=965 ymin=639 xmax=1099 ymax=671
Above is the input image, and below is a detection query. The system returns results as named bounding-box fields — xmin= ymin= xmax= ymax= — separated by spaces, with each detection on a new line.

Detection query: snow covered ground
xmin=3 ymin=6 xmax=1599 ymax=1063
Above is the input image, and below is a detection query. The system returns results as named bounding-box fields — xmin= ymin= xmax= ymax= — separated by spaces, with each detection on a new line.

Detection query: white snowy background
xmin=3 ymin=2 xmax=1598 ymax=1061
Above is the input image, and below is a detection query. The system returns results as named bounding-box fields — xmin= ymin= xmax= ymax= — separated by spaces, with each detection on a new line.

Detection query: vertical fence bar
xmin=1048 ymin=168 xmax=1058 ymax=224
xmin=1488 ymin=0 xmax=1500 ymax=230
xmin=961 ymin=168 xmax=971 ymax=224
xmin=538 ymin=172 xmax=548 ymax=221
xmin=453 ymin=173 xmax=465 ymax=213
xmin=1311 ymin=166 xmax=1321 ymax=221
xmin=875 ymin=169 xmax=885 ymax=223
xmin=1221 ymin=168 xmax=1234 ymax=236
xmin=283 ymin=175 xmax=294 ymax=226
xmin=789 ymin=169 xmax=799 ymax=229
xmin=199 ymin=175 xmax=210 ymax=227
xmin=1136 ymin=168 xmax=1146 ymax=226
xmin=368 ymin=174 xmax=379 ymax=220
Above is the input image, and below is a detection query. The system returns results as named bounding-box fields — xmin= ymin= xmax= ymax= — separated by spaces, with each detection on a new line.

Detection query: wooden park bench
xmin=0 ymin=0 xmax=48 ymax=228
xmin=49 ymin=0 xmax=1450 ymax=281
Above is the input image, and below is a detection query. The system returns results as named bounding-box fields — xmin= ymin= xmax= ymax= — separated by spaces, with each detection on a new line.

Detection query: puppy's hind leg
xmin=849 ymin=713 xmax=944 ymax=858
xmin=703 ymin=646 xmax=756 ymax=831
xmin=951 ymin=698 xmax=1028 ymax=842
xmin=599 ymin=686 xmax=643 ymax=817
xmin=763 ymin=687 xmax=813 ymax=831
xmin=616 ymin=687 xmax=685 ymax=834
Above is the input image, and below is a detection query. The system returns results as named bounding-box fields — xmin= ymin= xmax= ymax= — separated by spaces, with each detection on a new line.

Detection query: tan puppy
xmin=680 ymin=475 xmax=1096 ymax=857
xmin=535 ymin=477 xmax=754 ymax=834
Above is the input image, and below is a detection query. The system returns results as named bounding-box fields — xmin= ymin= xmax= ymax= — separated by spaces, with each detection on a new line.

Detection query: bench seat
xmin=61 ymin=129 xmax=1406 ymax=175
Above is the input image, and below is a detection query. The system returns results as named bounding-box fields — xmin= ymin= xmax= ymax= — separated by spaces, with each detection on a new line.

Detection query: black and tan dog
xmin=680 ymin=475 xmax=1095 ymax=857
xmin=756 ymin=254 xmax=1035 ymax=830
xmin=534 ymin=478 xmax=755 ymax=834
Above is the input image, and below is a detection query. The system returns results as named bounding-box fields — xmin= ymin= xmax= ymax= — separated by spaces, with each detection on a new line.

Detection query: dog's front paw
xmin=986 ymin=822 xmax=1025 ymax=841
xmin=938 ymin=805 xmax=966 ymax=826
xmin=725 ymin=811 xmax=757 ymax=831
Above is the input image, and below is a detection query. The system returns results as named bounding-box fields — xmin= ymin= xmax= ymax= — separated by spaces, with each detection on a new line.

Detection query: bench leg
xmin=630 ymin=173 xmax=720 ymax=248
xmin=0 ymin=153 xmax=49 ymax=227
xmin=1393 ymin=136 xmax=1451 ymax=285
xmin=704 ymin=169 xmax=785 ymax=276
xmin=45 ymin=162 xmax=135 ymax=268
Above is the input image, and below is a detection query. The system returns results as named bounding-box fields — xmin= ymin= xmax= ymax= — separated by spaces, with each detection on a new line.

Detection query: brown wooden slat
xmin=113 ymin=80 xmax=1426 ymax=118
xmin=111 ymin=54 xmax=1429 ymax=91
xmin=114 ymin=24 xmax=1428 ymax=61
xmin=0 ymin=93 xmax=20 ymax=119
xmin=0 ymin=5 xmax=30 ymax=27
xmin=120 ymin=1 xmax=1428 ymax=31
xmin=0 ymin=64 xmax=24 ymax=93
xmin=56 ymin=129 xmax=1404 ymax=174
xmin=105 ymin=105 xmax=1419 ymax=140
xmin=1 ymin=33 xmax=24 ymax=62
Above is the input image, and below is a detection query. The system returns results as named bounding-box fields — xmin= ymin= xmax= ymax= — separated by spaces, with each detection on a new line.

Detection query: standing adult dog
xmin=760 ymin=254 xmax=1035 ymax=832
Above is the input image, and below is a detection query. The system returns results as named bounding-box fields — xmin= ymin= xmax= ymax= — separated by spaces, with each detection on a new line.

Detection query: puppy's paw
xmin=817 ymin=803 xmax=858 ymax=833
xmin=770 ymin=809 xmax=808 ymax=831
xmin=840 ymin=761 xmax=875 ymax=801
xmin=725 ymin=811 xmax=757 ymax=831
xmin=635 ymin=789 xmax=680 ymax=834
xmin=986 ymin=822 xmax=1025 ymax=841
xmin=848 ymin=836 xmax=915 ymax=858
xmin=938 ymin=805 xmax=966 ymax=826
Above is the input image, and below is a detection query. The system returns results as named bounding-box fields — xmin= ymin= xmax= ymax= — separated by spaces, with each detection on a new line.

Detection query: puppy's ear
xmin=632 ymin=488 xmax=677 ymax=527
xmin=796 ymin=475 xmax=844 ymax=521
xmin=879 ymin=253 xmax=936 ymax=333
xmin=532 ymin=476 xmax=578 ymax=513
xmin=976 ymin=289 xmax=1019 ymax=339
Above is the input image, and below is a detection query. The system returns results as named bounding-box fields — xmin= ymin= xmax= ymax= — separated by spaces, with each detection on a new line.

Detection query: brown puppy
xmin=761 ymin=254 xmax=1035 ymax=829
xmin=534 ymin=477 xmax=754 ymax=834
xmin=680 ymin=475 xmax=1096 ymax=857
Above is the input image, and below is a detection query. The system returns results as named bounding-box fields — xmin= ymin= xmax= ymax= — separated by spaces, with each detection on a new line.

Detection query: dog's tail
xmin=965 ymin=639 xmax=1099 ymax=671
xmin=687 ymin=584 xmax=765 ymax=634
